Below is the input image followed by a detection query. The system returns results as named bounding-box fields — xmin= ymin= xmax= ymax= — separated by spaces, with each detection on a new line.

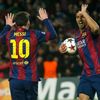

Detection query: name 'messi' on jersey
xmin=14 ymin=32 xmax=26 ymax=36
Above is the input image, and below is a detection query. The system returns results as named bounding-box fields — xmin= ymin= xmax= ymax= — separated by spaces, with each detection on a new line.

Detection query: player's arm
xmin=80 ymin=4 xmax=99 ymax=33
xmin=37 ymin=8 xmax=57 ymax=40
xmin=0 ymin=13 xmax=15 ymax=37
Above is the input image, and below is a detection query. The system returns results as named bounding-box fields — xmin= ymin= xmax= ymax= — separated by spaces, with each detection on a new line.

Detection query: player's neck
xmin=79 ymin=26 xmax=88 ymax=33
xmin=80 ymin=29 xmax=84 ymax=33
xmin=22 ymin=26 xmax=29 ymax=30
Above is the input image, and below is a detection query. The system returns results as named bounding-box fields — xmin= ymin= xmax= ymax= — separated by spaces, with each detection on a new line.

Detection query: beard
xmin=78 ymin=23 xmax=86 ymax=30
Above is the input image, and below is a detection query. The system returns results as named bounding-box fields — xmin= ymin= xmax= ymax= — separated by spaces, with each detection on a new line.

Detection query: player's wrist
xmin=42 ymin=18 xmax=49 ymax=24
xmin=5 ymin=25 xmax=11 ymax=30
xmin=42 ymin=18 xmax=49 ymax=21
xmin=82 ymin=11 xmax=88 ymax=16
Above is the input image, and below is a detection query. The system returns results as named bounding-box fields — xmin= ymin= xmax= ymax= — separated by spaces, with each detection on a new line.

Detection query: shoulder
xmin=29 ymin=29 xmax=42 ymax=39
xmin=29 ymin=29 xmax=41 ymax=34
xmin=29 ymin=29 xmax=38 ymax=36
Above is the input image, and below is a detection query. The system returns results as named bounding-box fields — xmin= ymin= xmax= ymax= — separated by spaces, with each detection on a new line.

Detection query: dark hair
xmin=14 ymin=11 xmax=30 ymax=26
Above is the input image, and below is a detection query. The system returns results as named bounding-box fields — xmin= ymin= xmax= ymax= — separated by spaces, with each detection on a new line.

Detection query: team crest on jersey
xmin=82 ymin=32 xmax=87 ymax=38
xmin=14 ymin=32 xmax=26 ymax=36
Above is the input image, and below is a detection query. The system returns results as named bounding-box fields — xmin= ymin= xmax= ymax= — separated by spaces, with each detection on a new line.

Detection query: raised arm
xmin=37 ymin=8 xmax=57 ymax=39
xmin=0 ymin=13 xmax=15 ymax=37
xmin=80 ymin=4 xmax=99 ymax=33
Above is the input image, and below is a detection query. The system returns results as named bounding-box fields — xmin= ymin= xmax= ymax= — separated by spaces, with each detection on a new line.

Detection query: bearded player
xmin=59 ymin=4 xmax=100 ymax=100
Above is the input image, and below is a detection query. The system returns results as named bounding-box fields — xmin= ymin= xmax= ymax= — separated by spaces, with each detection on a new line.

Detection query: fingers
xmin=38 ymin=8 xmax=46 ymax=17
xmin=59 ymin=44 xmax=67 ymax=53
xmin=37 ymin=15 xmax=42 ymax=20
xmin=10 ymin=13 xmax=14 ymax=19
xmin=39 ymin=8 xmax=43 ymax=16
xmin=5 ymin=13 xmax=14 ymax=20
xmin=82 ymin=4 xmax=88 ymax=7
xmin=81 ymin=4 xmax=88 ymax=10
xmin=5 ymin=13 xmax=15 ymax=26
xmin=39 ymin=8 xmax=46 ymax=14
xmin=61 ymin=44 xmax=67 ymax=52
xmin=44 ymin=9 xmax=46 ymax=14
xmin=5 ymin=15 xmax=7 ymax=19
xmin=12 ymin=22 xmax=16 ymax=26
xmin=38 ymin=8 xmax=48 ymax=21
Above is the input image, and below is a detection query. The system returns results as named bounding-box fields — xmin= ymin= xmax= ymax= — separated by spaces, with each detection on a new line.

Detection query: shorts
xmin=77 ymin=74 xmax=100 ymax=100
xmin=9 ymin=78 xmax=38 ymax=100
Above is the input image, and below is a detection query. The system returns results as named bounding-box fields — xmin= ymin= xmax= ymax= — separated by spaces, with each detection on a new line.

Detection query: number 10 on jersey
xmin=10 ymin=39 xmax=30 ymax=59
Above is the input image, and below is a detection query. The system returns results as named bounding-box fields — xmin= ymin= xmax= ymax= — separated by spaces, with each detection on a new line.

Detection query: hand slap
xmin=5 ymin=13 xmax=16 ymax=27
xmin=37 ymin=8 xmax=48 ymax=21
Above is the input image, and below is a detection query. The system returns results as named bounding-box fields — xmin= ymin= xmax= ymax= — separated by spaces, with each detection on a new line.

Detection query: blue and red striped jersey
xmin=75 ymin=28 xmax=100 ymax=76
xmin=0 ymin=19 xmax=57 ymax=81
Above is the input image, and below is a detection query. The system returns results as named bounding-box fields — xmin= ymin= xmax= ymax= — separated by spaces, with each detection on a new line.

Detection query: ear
xmin=25 ymin=20 xmax=30 ymax=29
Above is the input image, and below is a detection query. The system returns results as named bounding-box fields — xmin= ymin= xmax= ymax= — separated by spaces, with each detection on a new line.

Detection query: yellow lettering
xmin=19 ymin=39 xmax=30 ymax=58
xmin=14 ymin=32 xmax=26 ymax=36
xmin=10 ymin=39 xmax=18 ymax=59
xmin=10 ymin=39 xmax=30 ymax=59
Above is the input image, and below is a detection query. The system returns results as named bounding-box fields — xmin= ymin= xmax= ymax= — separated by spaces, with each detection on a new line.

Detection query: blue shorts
xmin=77 ymin=74 xmax=100 ymax=100
xmin=9 ymin=78 xmax=38 ymax=100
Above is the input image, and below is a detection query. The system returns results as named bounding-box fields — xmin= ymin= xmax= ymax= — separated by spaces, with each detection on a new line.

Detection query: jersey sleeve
xmin=0 ymin=25 xmax=11 ymax=38
xmin=35 ymin=19 xmax=57 ymax=43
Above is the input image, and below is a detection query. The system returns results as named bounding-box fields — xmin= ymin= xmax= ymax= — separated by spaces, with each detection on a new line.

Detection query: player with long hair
xmin=59 ymin=4 xmax=100 ymax=100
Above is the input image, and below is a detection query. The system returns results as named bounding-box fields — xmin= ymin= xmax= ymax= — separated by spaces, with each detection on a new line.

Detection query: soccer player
xmin=59 ymin=4 xmax=100 ymax=100
xmin=0 ymin=8 xmax=57 ymax=100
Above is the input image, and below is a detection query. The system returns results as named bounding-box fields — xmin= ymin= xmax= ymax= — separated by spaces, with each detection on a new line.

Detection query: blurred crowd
xmin=0 ymin=0 xmax=100 ymax=79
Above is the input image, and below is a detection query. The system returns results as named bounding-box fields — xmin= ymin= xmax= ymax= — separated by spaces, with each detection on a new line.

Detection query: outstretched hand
xmin=37 ymin=8 xmax=48 ymax=21
xmin=5 ymin=13 xmax=16 ymax=27
xmin=81 ymin=4 xmax=88 ymax=13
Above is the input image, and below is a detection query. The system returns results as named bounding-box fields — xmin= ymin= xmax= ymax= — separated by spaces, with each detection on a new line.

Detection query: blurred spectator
xmin=37 ymin=56 xmax=44 ymax=78
xmin=43 ymin=54 xmax=58 ymax=79
xmin=0 ymin=62 xmax=10 ymax=78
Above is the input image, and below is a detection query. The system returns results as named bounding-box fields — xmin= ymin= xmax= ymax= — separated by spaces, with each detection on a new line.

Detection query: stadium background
xmin=0 ymin=0 xmax=100 ymax=100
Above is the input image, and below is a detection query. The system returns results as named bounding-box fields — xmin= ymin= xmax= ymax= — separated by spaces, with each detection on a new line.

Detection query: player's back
xmin=6 ymin=27 xmax=39 ymax=81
